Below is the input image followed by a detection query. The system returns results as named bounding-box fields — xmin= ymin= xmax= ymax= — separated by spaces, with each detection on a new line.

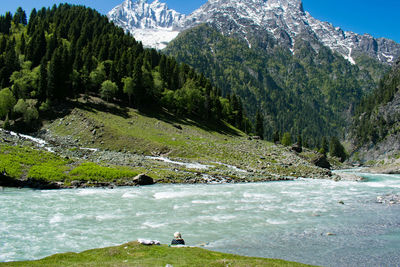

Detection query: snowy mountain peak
xmin=108 ymin=0 xmax=185 ymax=49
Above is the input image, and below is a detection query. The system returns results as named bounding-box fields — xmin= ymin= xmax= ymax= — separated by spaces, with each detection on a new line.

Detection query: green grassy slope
xmin=0 ymin=241 xmax=314 ymax=267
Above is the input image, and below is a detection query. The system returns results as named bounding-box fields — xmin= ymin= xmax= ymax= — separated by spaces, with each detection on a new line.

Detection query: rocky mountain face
xmin=108 ymin=0 xmax=400 ymax=65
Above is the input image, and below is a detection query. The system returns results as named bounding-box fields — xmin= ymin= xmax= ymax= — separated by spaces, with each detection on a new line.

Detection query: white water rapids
xmin=1 ymin=171 xmax=400 ymax=266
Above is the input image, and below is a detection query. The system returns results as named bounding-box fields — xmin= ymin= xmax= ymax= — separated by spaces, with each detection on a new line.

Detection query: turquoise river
xmin=1 ymin=171 xmax=400 ymax=266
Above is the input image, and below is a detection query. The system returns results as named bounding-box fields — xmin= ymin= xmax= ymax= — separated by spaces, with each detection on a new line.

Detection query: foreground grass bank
xmin=0 ymin=241 xmax=314 ymax=267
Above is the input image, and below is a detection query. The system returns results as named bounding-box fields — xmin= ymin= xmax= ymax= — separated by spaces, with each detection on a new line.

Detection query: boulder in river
xmin=133 ymin=174 xmax=154 ymax=186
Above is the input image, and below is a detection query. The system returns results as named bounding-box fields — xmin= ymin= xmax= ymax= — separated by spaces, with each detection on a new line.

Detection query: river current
xmin=1 ymin=171 xmax=400 ymax=266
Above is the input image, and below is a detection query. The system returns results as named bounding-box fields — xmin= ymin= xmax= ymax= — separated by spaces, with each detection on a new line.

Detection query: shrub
xmin=28 ymin=163 xmax=68 ymax=181
xmin=70 ymin=162 xmax=137 ymax=182
xmin=0 ymin=156 xmax=23 ymax=178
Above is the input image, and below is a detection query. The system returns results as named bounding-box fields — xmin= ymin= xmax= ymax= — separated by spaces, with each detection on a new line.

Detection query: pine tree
xmin=319 ymin=137 xmax=328 ymax=155
xmin=0 ymin=36 xmax=6 ymax=53
xmin=132 ymin=57 xmax=144 ymax=108
xmin=47 ymin=48 xmax=66 ymax=100
xmin=1 ymin=12 xmax=12 ymax=34
xmin=38 ymin=58 xmax=47 ymax=101
xmin=297 ymin=134 xmax=303 ymax=147
xmin=45 ymin=34 xmax=58 ymax=61
xmin=27 ymin=9 xmax=37 ymax=35
xmin=19 ymin=33 xmax=26 ymax=54
xmin=2 ymin=42 xmax=20 ymax=87
xmin=255 ymin=110 xmax=264 ymax=139
xmin=13 ymin=7 xmax=27 ymax=25
xmin=27 ymin=30 xmax=46 ymax=67
xmin=273 ymin=130 xmax=280 ymax=144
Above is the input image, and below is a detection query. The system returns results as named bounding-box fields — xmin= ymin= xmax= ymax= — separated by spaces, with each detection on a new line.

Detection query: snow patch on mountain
xmin=132 ymin=28 xmax=180 ymax=49
xmin=382 ymin=53 xmax=394 ymax=63
xmin=344 ymin=48 xmax=356 ymax=65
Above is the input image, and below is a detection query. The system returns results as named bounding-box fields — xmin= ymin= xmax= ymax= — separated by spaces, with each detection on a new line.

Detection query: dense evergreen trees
xmin=0 ymin=5 xmax=250 ymax=132
xmin=255 ymin=110 xmax=264 ymax=139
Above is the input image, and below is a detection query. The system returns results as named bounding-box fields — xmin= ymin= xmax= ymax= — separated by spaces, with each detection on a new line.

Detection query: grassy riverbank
xmin=0 ymin=241 xmax=314 ymax=267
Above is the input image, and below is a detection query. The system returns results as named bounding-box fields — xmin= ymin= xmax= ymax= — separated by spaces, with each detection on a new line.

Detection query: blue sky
xmin=1 ymin=0 xmax=399 ymax=42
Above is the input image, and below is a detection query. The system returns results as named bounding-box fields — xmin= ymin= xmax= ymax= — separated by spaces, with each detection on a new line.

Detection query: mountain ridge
xmin=108 ymin=0 xmax=400 ymax=65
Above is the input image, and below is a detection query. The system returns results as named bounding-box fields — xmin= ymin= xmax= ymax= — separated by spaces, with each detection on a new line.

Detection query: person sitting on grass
xmin=171 ymin=232 xmax=185 ymax=245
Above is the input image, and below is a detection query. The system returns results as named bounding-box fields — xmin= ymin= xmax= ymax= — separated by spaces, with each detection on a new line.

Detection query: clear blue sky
xmin=1 ymin=0 xmax=399 ymax=43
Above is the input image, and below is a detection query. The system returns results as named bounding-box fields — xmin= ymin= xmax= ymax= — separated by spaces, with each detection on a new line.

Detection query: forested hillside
xmin=164 ymin=24 xmax=388 ymax=146
xmin=0 ymin=5 xmax=250 ymax=133
xmin=350 ymin=59 xmax=400 ymax=161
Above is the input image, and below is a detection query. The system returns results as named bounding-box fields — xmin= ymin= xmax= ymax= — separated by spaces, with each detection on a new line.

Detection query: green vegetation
xmin=99 ymin=80 xmax=118 ymax=102
xmin=0 ymin=5 xmax=250 ymax=134
xmin=165 ymin=24 xmax=385 ymax=146
xmin=329 ymin=137 xmax=347 ymax=162
xmin=255 ymin=109 xmax=264 ymax=139
xmin=69 ymin=162 xmax=138 ymax=182
xmin=0 ymin=143 xmax=141 ymax=184
xmin=281 ymin=132 xmax=292 ymax=147
xmin=0 ymin=241 xmax=313 ymax=267
xmin=352 ymin=63 xmax=400 ymax=145
xmin=27 ymin=163 xmax=68 ymax=181
xmin=0 ymin=143 xmax=69 ymax=179
xmin=0 ymin=88 xmax=16 ymax=119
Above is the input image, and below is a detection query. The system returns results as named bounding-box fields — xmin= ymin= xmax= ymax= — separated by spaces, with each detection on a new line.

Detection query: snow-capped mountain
xmin=108 ymin=0 xmax=185 ymax=49
xmin=108 ymin=0 xmax=400 ymax=64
